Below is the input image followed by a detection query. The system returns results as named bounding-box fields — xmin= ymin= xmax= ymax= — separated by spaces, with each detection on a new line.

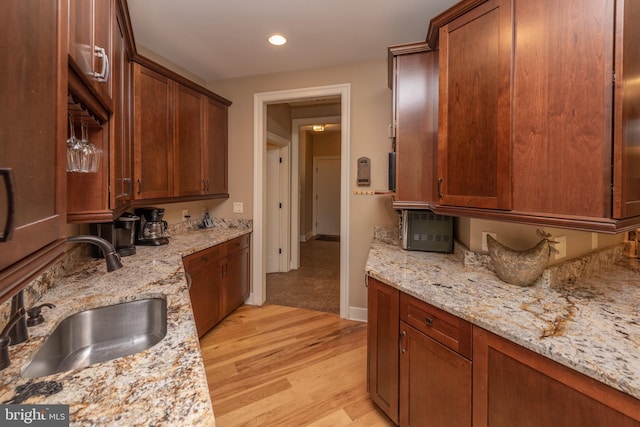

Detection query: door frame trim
xmin=252 ymin=84 xmax=351 ymax=319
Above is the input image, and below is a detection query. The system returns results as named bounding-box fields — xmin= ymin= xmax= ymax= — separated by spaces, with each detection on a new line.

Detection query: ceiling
xmin=126 ymin=0 xmax=459 ymax=82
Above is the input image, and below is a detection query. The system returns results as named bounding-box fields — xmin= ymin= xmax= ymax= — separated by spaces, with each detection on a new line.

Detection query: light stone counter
xmin=365 ymin=234 xmax=640 ymax=401
xmin=0 ymin=225 xmax=252 ymax=426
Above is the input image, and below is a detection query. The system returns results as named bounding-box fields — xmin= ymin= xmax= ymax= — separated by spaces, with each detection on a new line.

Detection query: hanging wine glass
xmin=79 ymin=119 xmax=91 ymax=173
xmin=67 ymin=115 xmax=78 ymax=172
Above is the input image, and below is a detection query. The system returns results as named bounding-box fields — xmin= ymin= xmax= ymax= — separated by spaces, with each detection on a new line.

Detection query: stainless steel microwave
xmin=401 ymin=210 xmax=453 ymax=253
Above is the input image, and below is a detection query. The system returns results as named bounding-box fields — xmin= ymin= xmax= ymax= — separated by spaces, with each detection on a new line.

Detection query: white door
xmin=266 ymin=145 xmax=280 ymax=273
xmin=266 ymin=142 xmax=290 ymax=273
xmin=314 ymin=157 xmax=341 ymax=236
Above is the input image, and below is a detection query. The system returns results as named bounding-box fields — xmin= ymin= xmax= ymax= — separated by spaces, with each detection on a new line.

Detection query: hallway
xmin=266 ymin=237 xmax=340 ymax=313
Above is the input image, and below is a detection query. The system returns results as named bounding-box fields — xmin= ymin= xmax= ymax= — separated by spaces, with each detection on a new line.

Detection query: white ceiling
xmin=126 ymin=0 xmax=459 ymax=82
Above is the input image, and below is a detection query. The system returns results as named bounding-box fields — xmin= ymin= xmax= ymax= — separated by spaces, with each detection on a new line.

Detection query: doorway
xmin=252 ymin=84 xmax=351 ymax=319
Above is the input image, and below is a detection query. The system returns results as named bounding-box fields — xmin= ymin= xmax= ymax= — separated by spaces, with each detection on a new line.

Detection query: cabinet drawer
xmin=400 ymin=292 xmax=472 ymax=359
xmin=183 ymin=244 xmax=227 ymax=273
xmin=227 ymin=234 xmax=250 ymax=254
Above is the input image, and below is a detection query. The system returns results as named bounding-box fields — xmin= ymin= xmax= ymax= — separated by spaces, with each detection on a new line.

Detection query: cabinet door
xmin=437 ymin=0 xmax=512 ymax=210
xmin=188 ymin=261 xmax=222 ymax=338
xmin=221 ymin=246 xmax=249 ymax=318
xmin=473 ymin=327 xmax=640 ymax=426
xmin=0 ymin=0 xmax=67 ymax=300
xmin=204 ymin=97 xmax=229 ymax=196
xmin=133 ymin=63 xmax=174 ymax=199
xmin=613 ymin=0 xmax=640 ymax=219
xmin=400 ymin=323 xmax=471 ymax=427
xmin=68 ymin=0 xmax=113 ymax=106
xmin=92 ymin=0 xmax=112 ymax=103
xmin=68 ymin=0 xmax=93 ymax=81
xmin=512 ymin=0 xmax=615 ymax=218
xmin=111 ymin=9 xmax=132 ymax=208
xmin=393 ymin=47 xmax=438 ymax=208
xmin=174 ymin=84 xmax=204 ymax=196
xmin=367 ymin=277 xmax=399 ymax=424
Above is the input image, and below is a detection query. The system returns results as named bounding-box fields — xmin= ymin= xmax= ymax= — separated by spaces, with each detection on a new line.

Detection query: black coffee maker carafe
xmin=134 ymin=207 xmax=169 ymax=246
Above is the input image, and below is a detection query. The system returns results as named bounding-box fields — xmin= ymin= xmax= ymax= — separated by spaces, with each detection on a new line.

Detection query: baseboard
xmin=300 ymin=231 xmax=314 ymax=242
xmin=348 ymin=306 xmax=367 ymax=323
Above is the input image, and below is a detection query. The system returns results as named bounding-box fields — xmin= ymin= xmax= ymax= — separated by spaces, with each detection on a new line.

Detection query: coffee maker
xmin=134 ymin=207 xmax=169 ymax=246
xmin=90 ymin=212 xmax=139 ymax=257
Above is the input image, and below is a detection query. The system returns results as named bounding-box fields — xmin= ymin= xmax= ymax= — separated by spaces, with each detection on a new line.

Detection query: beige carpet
xmin=266 ymin=238 xmax=340 ymax=314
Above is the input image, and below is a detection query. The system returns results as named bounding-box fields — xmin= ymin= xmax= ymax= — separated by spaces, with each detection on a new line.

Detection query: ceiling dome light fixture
xmin=268 ymin=34 xmax=287 ymax=46
xmin=312 ymin=124 xmax=325 ymax=132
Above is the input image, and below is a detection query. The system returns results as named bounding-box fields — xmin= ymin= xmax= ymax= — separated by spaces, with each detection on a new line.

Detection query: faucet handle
xmin=26 ymin=303 xmax=56 ymax=327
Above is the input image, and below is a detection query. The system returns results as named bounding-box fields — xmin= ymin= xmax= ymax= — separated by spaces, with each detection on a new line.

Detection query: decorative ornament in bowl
xmin=486 ymin=231 xmax=557 ymax=287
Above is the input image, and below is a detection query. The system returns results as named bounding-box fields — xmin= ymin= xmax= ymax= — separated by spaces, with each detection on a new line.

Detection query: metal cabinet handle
xmin=425 ymin=317 xmax=433 ymax=327
xmin=0 ymin=168 xmax=15 ymax=242
xmin=137 ymin=179 xmax=141 ymax=195
xmin=437 ymin=178 xmax=444 ymax=198
xmin=94 ymin=46 xmax=110 ymax=83
xmin=399 ymin=330 xmax=407 ymax=354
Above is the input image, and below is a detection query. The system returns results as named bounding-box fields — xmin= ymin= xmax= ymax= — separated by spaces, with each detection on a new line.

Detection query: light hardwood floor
xmin=200 ymin=304 xmax=394 ymax=427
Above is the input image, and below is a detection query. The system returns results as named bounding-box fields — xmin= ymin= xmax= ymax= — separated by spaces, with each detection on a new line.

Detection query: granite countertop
xmin=365 ymin=236 xmax=640 ymax=401
xmin=0 ymin=226 xmax=252 ymax=426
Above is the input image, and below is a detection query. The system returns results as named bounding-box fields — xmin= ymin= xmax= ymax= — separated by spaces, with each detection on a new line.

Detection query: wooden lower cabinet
xmin=367 ymin=277 xmax=400 ymax=424
xmin=184 ymin=234 xmax=250 ymax=337
xmin=473 ymin=327 xmax=640 ymax=427
xmin=400 ymin=322 xmax=471 ymax=427
xmin=368 ymin=277 xmax=471 ymax=426
xmin=368 ymin=277 xmax=640 ymax=426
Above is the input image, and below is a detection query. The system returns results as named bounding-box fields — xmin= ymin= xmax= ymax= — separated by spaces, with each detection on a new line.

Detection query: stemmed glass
xmin=67 ymin=115 xmax=81 ymax=172
xmin=66 ymin=116 xmax=102 ymax=173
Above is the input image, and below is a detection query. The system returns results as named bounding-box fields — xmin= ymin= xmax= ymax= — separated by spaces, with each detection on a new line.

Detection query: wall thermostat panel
xmin=357 ymin=157 xmax=370 ymax=186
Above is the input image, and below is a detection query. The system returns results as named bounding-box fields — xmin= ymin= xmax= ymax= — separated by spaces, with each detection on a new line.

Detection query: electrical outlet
xmin=233 ymin=202 xmax=243 ymax=213
xmin=482 ymin=232 xmax=497 ymax=252
xmin=555 ymin=235 xmax=567 ymax=259
xmin=181 ymin=209 xmax=190 ymax=222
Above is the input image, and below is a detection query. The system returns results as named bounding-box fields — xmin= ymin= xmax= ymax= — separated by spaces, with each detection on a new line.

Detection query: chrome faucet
xmin=67 ymin=235 xmax=123 ymax=272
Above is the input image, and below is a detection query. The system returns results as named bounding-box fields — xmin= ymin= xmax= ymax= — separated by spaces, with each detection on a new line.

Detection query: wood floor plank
xmin=200 ymin=304 xmax=394 ymax=427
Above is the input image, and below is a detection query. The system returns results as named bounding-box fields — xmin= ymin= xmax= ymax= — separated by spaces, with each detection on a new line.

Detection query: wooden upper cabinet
xmin=133 ymin=63 xmax=174 ymax=199
xmin=132 ymin=62 xmax=230 ymax=201
xmin=204 ymin=97 xmax=229 ymax=196
xmin=390 ymin=43 xmax=439 ymax=209
xmin=111 ymin=8 xmax=132 ymax=209
xmin=174 ymin=84 xmax=205 ymax=196
xmin=613 ymin=0 xmax=640 ymax=219
xmin=0 ymin=0 xmax=67 ymax=302
xmin=437 ymin=0 xmax=512 ymax=210
xmin=511 ymin=0 xmax=614 ymax=219
xmin=68 ymin=0 xmax=113 ymax=108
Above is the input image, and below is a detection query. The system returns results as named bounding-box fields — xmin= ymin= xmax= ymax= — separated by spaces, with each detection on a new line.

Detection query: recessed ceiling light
xmin=268 ymin=34 xmax=287 ymax=46
xmin=312 ymin=125 xmax=325 ymax=132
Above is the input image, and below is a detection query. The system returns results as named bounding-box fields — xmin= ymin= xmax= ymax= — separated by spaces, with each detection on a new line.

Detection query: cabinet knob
xmin=425 ymin=317 xmax=433 ymax=327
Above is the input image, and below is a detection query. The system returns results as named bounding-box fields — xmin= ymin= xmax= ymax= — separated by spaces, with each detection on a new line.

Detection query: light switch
xmin=233 ymin=202 xmax=243 ymax=213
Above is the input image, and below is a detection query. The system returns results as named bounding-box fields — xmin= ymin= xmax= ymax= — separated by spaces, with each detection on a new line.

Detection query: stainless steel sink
xmin=22 ymin=298 xmax=167 ymax=378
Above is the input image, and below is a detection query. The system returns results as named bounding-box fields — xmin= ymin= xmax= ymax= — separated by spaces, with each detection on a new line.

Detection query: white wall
xmin=206 ymin=60 xmax=398 ymax=310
